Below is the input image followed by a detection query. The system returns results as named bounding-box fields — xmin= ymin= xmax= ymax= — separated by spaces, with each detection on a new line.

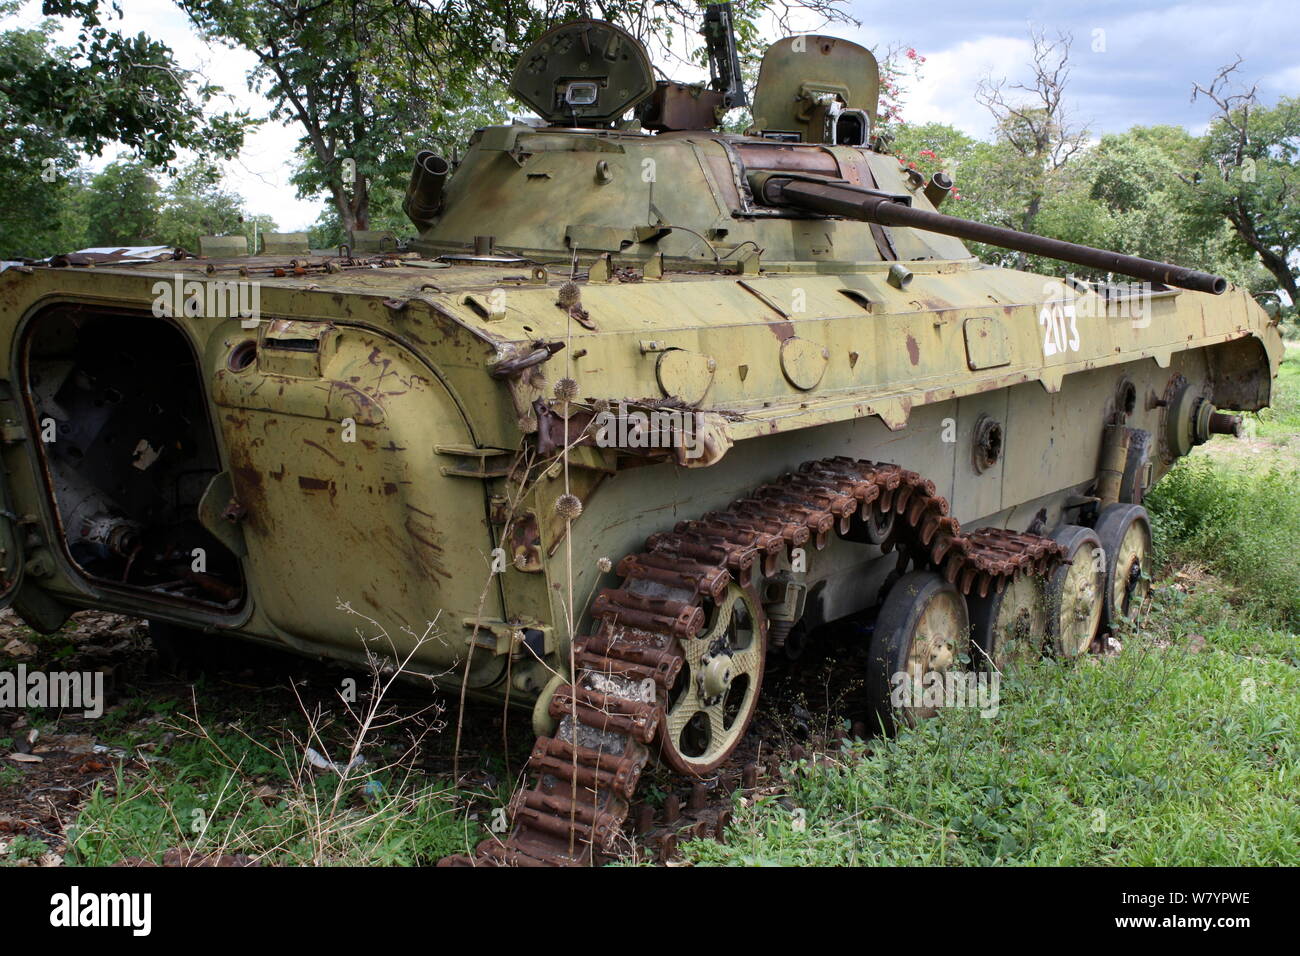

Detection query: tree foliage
xmin=0 ymin=10 xmax=82 ymax=256
xmin=0 ymin=0 xmax=254 ymax=256
xmin=1 ymin=0 xmax=250 ymax=168
xmin=82 ymin=161 xmax=161 ymax=245
xmin=1185 ymin=61 xmax=1300 ymax=307
xmin=891 ymin=38 xmax=1295 ymax=309
xmin=972 ymin=27 xmax=1088 ymax=267
xmin=2 ymin=157 xmax=275 ymax=256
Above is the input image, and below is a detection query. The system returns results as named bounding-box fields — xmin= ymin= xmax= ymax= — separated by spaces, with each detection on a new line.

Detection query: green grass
xmin=682 ymin=621 xmax=1299 ymax=865
xmin=1144 ymin=343 xmax=1300 ymax=628
xmin=677 ymin=347 xmax=1300 ymax=867
xmin=66 ymin=724 xmax=480 ymax=866
xmin=1253 ymin=345 xmax=1300 ymax=441
xmin=0 ymin=833 xmax=51 ymax=865
xmin=1145 ymin=462 xmax=1300 ymax=628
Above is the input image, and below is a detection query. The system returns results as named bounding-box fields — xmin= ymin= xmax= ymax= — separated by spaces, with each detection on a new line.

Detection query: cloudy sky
xmin=10 ymin=0 xmax=1298 ymax=232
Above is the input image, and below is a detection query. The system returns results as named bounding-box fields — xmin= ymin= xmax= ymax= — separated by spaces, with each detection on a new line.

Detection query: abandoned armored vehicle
xmin=0 ymin=5 xmax=1279 ymax=865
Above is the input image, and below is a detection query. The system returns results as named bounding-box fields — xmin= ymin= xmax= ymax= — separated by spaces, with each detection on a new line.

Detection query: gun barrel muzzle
xmin=403 ymin=150 xmax=451 ymax=230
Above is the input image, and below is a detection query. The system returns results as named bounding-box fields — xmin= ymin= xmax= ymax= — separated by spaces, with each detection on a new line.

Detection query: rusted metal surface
xmin=487 ymin=340 xmax=564 ymax=379
xmin=641 ymin=82 xmax=726 ymax=132
xmin=732 ymin=142 xmax=841 ymax=175
xmin=442 ymin=455 xmax=1066 ymax=866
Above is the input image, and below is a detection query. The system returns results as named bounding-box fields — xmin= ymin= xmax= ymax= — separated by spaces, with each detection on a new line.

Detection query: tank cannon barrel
xmin=752 ymin=173 xmax=1228 ymax=295
xmin=403 ymin=150 xmax=451 ymax=230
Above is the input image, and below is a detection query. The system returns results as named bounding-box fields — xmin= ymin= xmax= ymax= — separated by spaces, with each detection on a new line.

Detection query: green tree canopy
xmin=0 ymin=0 xmax=255 ymax=256
xmin=155 ymin=159 xmax=261 ymax=252
xmin=82 ymin=160 xmax=160 ymax=245
xmin=2 ymin=0 xmax=251 ymax=168
xmin=1183 ymin=64 xmax=1299 ymax=306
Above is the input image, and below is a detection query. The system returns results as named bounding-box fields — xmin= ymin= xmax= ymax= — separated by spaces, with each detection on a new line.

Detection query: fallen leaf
xmin=56 ymin=735 xmax=97 ymax=755
xmin=8 ymin=753 xmax=43 ymax=763
xmin=2 ymin=637 xmax=36 ymax=657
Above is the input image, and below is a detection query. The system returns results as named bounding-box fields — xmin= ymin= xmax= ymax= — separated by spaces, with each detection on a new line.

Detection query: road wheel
xmin=867 ymin=570 xmax=970 ymax=735
xmin=969 ymin=573 xmax=1047 ymax=672
xmin=1094 ymin=503 xmax=1152 ymax=629
xmin=1045 ymin=525 xmax=1105 ymax=658
xmin=660 ymin=583 xmax=765 ymax=775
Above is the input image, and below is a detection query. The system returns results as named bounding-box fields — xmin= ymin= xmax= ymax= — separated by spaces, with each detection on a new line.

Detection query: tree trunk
xmin=1016 ymin=192 xmax=1043 ymax=271
xmin=332 ymin=177 xmax=370 ymax=236
xmin=353 ymin=176 xmax=370 ymax=232
xmin=333 ymin=180 xmax=357 ymax=236
xmin=1227 ymin=199 xmax=1299 ymax=304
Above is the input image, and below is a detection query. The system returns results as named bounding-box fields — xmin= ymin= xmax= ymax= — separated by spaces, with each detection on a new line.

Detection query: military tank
xmin=0 ymin=5 xmax=1280 ymax=866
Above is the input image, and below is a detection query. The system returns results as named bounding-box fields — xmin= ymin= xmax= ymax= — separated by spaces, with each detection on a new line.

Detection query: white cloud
xmin=898 ymin=35 xmax=1035 ymax=138
xmin=1263 ymin=63 xmax=1300 ymax=95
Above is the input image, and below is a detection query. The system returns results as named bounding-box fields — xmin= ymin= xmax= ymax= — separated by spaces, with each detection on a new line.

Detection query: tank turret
xmin=404 ymin=5 xmax=1228 ymax=296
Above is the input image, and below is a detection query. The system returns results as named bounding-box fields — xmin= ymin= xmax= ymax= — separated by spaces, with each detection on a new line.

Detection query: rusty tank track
xmin=440 ymin=457 xmax=1067 ymax=866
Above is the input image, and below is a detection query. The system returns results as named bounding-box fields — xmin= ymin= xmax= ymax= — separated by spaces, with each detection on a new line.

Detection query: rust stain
xmin=302 ymin=438 xmax=344 ymax=465
xmin=232 ymin=464 xmax=262 ymax=492
xmin=227 ymin=453 xmax=266 ymax=533
xmin=404 ymin=506 xmax=451 ymax=580
xmin=906 ymin=334 xmax=920 ymax=366
xmin=769 ymin=319 xmax=795 ymax=341
xmin=298 ymin=476 xmax=337 ymax=498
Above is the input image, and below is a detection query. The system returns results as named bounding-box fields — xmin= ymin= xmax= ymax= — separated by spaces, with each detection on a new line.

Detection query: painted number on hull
xmin=1039 ymin=302 xmax=1081 ymax=356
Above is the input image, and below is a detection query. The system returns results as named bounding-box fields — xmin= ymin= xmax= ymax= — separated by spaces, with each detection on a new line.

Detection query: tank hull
xmin=0 ymin=256 xmax=1279 ymax=706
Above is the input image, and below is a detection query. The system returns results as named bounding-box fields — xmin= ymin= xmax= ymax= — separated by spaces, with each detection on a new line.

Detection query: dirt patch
xmin=1 ymin=609 xmax=151 ymax=865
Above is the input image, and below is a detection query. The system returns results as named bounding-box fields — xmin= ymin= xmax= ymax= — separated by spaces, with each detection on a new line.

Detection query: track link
xmin=440 ymin=457 xmax=1067 ymax=866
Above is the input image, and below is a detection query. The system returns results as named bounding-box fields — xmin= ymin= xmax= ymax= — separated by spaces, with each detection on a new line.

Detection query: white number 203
xmin=1039 ymin=302 xmax=1081 ymax=356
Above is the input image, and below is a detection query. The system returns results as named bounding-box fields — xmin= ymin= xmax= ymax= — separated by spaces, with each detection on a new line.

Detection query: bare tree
xmin=976 ymin=27 xmax=1090 ymax=265
xmin=1191 ymin=57 xmax=1259 ymax=168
